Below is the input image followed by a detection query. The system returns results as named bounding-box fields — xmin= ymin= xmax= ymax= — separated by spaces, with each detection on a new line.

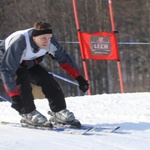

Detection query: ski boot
xmin=20 ymin=109 xmax=53 ymax=128
xmin=48 ymin=109 xmax=81 ymax=128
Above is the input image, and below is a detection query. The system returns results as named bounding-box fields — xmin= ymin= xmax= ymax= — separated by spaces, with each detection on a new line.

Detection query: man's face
xmin=33 ymin=34 xmax=52 ymax=49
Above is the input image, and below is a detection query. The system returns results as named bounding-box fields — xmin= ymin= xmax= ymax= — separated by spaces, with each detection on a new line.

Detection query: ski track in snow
xmin=1 ymin=92 xmax=150 ymax=150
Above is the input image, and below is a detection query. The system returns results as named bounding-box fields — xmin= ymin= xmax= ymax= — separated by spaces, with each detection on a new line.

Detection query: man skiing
xmin=0 ymin=21 xmax=89 ymax=128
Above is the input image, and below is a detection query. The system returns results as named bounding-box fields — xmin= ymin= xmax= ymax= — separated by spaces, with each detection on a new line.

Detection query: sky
xmin=0 ymin=92 xmax=150 ymax=150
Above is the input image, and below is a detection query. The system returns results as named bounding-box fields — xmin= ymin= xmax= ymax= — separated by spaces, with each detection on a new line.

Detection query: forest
xmin=0 ymin=0 xmax=150 ymax=99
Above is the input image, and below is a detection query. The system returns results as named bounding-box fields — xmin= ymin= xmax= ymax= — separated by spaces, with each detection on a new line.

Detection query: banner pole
xmin=72 ymin=0 xmax=92 ymax=95
xmin=108 ymin=0 xmax=124 ymax=93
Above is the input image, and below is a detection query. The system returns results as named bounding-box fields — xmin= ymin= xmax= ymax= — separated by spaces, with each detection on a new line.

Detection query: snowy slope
xmin=0 ymin=93 xmax=150 ymax=150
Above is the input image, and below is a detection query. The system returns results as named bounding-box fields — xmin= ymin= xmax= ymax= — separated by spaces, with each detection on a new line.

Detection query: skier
xmin=0 ymin=21 xmax=89 ymax=128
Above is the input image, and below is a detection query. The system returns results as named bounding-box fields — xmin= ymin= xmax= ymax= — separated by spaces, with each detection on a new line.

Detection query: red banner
xmin=79 ymin=32 xmax=119 ymax=60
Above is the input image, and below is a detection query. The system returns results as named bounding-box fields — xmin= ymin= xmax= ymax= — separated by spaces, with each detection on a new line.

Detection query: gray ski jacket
xmin=0 ymin=29 xmax=81 ymax=94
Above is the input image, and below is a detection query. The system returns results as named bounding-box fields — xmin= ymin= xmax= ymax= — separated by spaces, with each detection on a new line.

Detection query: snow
xmin=1 ymin=92 xmax=150 ymax=150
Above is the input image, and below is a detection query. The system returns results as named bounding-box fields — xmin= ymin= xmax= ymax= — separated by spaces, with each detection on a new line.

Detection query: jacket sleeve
xmin=49 ymin=36 xmax=81 ymax=79
xmin=1 ymin=35 xmax=26 ymax=94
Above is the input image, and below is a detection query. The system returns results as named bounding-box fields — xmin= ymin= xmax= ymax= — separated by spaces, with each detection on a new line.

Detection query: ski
xmin=0 ymin=121 xmax=120 ymax=135
xmin=85 ymin=125 xmax=120 ymax=134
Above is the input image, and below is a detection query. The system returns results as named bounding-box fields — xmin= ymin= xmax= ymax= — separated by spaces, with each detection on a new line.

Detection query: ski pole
xmin=0 ymin=95 xmax=11 ymax=103
xmin=0 ymin=73 xmax=79 ymax=103
xmin=48 ymin=72 xmax=79 ymax=86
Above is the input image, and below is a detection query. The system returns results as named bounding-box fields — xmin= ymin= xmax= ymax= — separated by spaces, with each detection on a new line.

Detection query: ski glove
xmin=11 ymin=96 xmax=22 ymax=113
xmin=76 ymin=76 xmax=89 ymax=93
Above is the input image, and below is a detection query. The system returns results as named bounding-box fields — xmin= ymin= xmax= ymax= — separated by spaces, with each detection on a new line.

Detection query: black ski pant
xmin=16 ymin=65 xmax=66 ymax=114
